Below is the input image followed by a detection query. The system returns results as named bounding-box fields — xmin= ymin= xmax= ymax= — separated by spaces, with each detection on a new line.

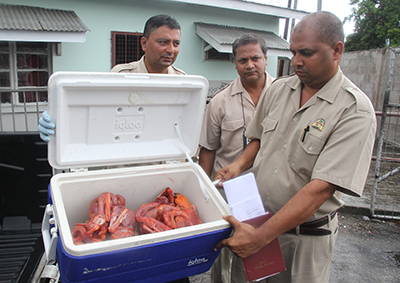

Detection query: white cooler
xmin=41 ymin=72 xmax=231 ymax=283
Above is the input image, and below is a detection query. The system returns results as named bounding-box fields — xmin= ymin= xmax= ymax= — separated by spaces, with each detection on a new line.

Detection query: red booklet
xmin=242 ymin=212 xmax=286 ymax=282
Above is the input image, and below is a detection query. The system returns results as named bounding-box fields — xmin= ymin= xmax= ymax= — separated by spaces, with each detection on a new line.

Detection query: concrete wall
xmin=340 ymin=47 xmax=400 ymax=112
xmin=341 ymin=47 xmax=400 ymax=149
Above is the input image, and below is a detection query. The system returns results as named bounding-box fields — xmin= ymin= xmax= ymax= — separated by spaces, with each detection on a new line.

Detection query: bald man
xmin=214 ymin=11 xmax=376 ymax=283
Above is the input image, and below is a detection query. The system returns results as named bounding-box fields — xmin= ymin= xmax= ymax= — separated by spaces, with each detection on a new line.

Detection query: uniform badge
xmin=312 ymin=118 xmax=325 ymax=131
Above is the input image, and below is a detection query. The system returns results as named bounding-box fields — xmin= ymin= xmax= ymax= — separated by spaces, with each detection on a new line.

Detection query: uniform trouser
xmin=211 ymin=213 xmax=339 ymax=283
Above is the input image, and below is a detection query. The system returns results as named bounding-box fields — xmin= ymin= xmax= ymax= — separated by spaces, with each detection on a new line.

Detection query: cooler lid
xmin=47 ymin=72 xmax=208 ymax=170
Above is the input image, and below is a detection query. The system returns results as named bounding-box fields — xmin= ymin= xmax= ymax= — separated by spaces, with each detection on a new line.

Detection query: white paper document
xmin=222 ymin=172 xmax=265 ymax=221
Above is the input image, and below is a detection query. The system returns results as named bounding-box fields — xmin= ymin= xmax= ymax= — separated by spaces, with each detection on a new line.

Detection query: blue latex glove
xmin=38 ymin=110 xmax=55 ymax=142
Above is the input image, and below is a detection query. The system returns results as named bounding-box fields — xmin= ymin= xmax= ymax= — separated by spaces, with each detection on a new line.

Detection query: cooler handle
xmin=175 ymin=124 xmax=210 ymax=201
xmin=41 ymin=204 xmax=58 ymax=264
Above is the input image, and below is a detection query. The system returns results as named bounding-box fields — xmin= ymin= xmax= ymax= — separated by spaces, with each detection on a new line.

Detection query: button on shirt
xmin=246 ymin=69 xmax=376 ymax=219
xmin=200 ymin=72 xmax=274 ymax=172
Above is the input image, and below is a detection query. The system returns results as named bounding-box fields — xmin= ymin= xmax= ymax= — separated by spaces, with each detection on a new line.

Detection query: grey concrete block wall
xmin=340 ymin=47 xmax=400 ymax=149
xmin=340 ymin=47 xmax=400 ymax=112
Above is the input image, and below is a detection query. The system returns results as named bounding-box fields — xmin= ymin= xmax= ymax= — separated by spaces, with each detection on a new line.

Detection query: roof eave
xmin=166 ymin=0 xmax=309 ymax=19
xmin=0 ymin=30 xmax=87 ymax=42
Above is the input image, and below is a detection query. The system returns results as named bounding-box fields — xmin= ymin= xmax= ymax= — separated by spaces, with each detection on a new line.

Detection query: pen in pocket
xmin=301 ymin=125 xmax=310 ymax=142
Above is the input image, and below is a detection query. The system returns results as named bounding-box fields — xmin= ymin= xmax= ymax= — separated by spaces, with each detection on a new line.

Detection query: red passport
xmin=242 ymin=213 xmax=286 ymax=282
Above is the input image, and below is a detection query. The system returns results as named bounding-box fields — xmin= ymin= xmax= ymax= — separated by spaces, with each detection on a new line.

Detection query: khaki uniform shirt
xmin=110 ymin=56 xmax=186 ymax=75
xmin=246 ymin=69 xmax=376 ymax=219
xmin=199 ymin=72 xmax=274 ymax=172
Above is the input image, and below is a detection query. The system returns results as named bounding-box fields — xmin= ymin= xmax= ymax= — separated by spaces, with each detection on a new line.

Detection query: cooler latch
xmin=41 ymin=204 xmax=59 ymax=264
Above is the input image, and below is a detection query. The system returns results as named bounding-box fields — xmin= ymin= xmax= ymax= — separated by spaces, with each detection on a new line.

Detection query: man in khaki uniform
xmin=199 ymin=34 xmax=274 ymax=283
xmin=199 ymin=34 xmax=274 ymax=177
xmin=111 ymin=14 xmax=185 ymax=75
xmin=38 ymin=14 xmax=185 ymax=141
xmin=214 ymin=12 xmax=376 ymax=283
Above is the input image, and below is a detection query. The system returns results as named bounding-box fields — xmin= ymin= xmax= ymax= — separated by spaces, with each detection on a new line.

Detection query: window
xmin=0 ymin=42 xmax=52 ymax=132
xmin=0 ymin=42 xmax=50 ymax=104
xmin=111 ymin=32 xmax=145 ymax=68
xmin=0 ymin=42 xmax=10 ymax=103
xmin=204 ymin=47 xmax=232 ymax=61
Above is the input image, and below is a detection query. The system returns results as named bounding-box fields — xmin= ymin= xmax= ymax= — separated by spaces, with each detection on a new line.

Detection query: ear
xmin=140 ymin=37 xmax=148 ymax=52
xmin=332 ymin=41 xmax=344 ymax=60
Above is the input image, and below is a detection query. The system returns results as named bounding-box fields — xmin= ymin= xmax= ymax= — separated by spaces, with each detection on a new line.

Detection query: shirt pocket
xmin=290 ymin=131 xmax=326 ymax=176
xmin=259 ymin=117 xmax=278 ymax=156
xmin=221 ymin=119 xmax=244 ymax=151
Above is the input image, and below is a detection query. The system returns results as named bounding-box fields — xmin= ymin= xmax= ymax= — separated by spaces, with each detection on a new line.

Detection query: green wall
xmin=1 ymin=0 xmax=281 ymax=81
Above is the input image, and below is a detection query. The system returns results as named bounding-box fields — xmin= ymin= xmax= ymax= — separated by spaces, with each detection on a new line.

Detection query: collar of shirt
xmin=230 ymin=71 xmax=272 ymax=100
xmin=137 ymin=56 xmax=149 ymax=73
xmin=229 ymin=76 xmax=246 ymax=97
xmin=138 ymin=55 xmax=178 ymax=74
xmin=286 ymin=68 xmax=345 ymax=105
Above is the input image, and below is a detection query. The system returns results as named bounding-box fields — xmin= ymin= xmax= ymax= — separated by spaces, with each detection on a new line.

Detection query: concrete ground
xmin=189 ymin=204 xmax=400 ymax=283
xmin=330 ymin=206 xmax=400 ymax=283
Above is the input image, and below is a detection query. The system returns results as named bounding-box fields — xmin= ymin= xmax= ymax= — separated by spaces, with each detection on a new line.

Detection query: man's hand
xmin=214 ymin=139 xmax=260 ymax=187
xmin=214 ymin=163 xmax=242 ymax=187
xmin=214 ymin=215 xmax=266 ymax=258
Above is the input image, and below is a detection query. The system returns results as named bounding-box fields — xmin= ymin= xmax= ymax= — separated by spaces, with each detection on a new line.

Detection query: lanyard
xmin=241 ymin=93 xmax=249 ymax=149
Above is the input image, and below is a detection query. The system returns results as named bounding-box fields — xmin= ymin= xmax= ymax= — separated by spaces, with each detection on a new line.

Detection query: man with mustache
xmin=39 ymin=14 xmax=184 ymax=141
xmin=199 ymin=34 xmax=274 ymax=179
xmin=111 ymin=14 xmax=185 ymax=75
xmin=198 ymin=33 xmax=274 ymax=282
xmin=213 ymin=12 xmax=376 ymax=283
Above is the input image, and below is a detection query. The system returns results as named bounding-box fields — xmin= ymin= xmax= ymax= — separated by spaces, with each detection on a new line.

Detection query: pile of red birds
xmin=71 ymin=187 xmax=202 ymax=245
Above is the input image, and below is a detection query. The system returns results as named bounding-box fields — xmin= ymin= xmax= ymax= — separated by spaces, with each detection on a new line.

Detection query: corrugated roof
xmin=0 ymin=4 xmax=89 ymax=32
xmin=196 ymin=22 xmax=289 ymax=51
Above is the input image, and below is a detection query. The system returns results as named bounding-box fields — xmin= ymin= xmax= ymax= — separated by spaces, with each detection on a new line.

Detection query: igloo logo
xmin=187 ymin=257 xmax=209 ymax=266
xmin=114 ymin=116 xmax=144 ymax=132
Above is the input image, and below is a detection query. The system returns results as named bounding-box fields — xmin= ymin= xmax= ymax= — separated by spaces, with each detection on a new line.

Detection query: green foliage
xmin=344 ymin=0 xmax=400 ymax=51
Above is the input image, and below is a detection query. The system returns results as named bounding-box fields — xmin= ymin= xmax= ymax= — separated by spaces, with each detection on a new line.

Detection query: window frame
xmin=0 ymin=42 xmax=53 ymax=108
xmin=111 ymin=31 xmax=144 ymax=68
xmin=202 ymin=42 xmax=233 ymax=62
xmin=0 ymin=41 xmax=53 ymax=132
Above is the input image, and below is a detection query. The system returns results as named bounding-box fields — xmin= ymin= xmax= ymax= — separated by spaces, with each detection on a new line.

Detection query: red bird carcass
xmin=136 ymin=187 xmax=202 ymax=234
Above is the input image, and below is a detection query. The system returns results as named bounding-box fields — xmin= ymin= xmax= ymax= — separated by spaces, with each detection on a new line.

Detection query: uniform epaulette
xmin=218 ymin=82 xmax=231 ymax=92
xmin=210 ymin=81 xmax=235 ymax=99
xmin=171 ymin=65 xmax=186 ymax=75
xmin=343 ymin=84 xmax=374 ymax=113
xmin=110 ymin=63 xmax=137 ymax=73
xmin=271 ymin=73 xmax=297 ymax=84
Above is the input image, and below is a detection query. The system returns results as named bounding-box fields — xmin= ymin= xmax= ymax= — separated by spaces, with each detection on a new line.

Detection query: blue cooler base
xmin=57 ymin=227 xmax=232 ymax=283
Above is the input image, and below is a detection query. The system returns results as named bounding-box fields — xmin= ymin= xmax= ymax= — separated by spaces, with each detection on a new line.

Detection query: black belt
xmin=286 ymin=210 xmax=337 ymax=236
